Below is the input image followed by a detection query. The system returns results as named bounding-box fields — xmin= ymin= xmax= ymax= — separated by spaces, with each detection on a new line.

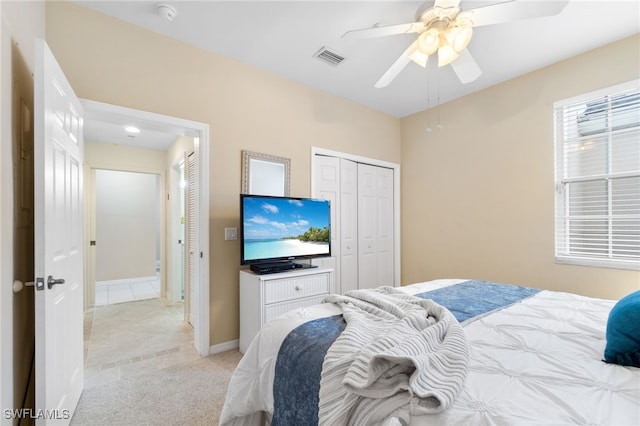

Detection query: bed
xmin=220 ymin=279 xmax=640 ymax=425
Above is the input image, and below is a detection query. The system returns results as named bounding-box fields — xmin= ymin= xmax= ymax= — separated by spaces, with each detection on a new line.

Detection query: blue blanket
xmin=272 ymin=315 xmax=346 ymax=426
xmin=272 ymin=280 xmax=540 ymax=426
xmin=415 ymin=280 xmax=541 ymax=323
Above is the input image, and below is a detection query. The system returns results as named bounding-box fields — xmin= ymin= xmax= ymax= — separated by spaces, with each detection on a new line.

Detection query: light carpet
xmin=71 ymin=350 xmax=242 ymax=426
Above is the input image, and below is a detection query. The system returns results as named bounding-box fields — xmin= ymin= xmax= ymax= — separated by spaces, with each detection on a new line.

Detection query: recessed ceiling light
xmin=125 ymin=126 xmax=141 ymax=134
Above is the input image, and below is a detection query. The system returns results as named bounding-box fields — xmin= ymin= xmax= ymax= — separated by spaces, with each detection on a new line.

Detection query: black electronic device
xmin=249 ymin=261 xmax=319 ymax=274
xmin=240 ymin=194 xmax=331 ymax=271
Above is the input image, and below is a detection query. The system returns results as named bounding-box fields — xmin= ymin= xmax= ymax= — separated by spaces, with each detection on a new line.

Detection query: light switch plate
xmin=224 ymin=227 xmax=237 ymax=241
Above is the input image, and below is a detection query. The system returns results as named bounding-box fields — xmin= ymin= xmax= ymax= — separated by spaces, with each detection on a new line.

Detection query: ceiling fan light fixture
xmin=437 ymin=44 xmax=459 ymax=67
xmin=417 ymin=28 xmax=440 ymax=56
xmin=446 ymin=25 xmax=473 ymax=53
xmin=409 ymin=48 xmax=429 ymax=67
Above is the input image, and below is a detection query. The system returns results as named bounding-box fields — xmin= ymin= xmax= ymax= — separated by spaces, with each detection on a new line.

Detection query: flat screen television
xmin=240 ymin=194 xmax=331 ymax=268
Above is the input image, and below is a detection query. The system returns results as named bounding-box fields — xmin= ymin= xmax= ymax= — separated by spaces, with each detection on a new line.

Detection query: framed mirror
xmin=241 ymin=150 xmax=290 ymax=196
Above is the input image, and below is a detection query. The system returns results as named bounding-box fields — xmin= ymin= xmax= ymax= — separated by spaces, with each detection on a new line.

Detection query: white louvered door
xmin=185 ymin=151 xmax=197 ymax=326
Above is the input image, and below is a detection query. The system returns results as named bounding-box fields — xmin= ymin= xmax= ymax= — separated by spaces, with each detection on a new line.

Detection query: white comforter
xmin=220 ymin=279 xmax=640 ymax=425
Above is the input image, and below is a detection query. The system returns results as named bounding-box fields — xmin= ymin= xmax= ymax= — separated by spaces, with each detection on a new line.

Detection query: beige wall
xmin=94 ymin=169 xmax=159 ymax=281
xmin=46 ymin=2 xmax=402 ymax=346
xmin=166 ymin=136 xmax=194 ymax=172
xmin=84 ymin=141 xmax=166 ymax=299
xmin=85 ymin=140 xmax=167 ymax=173
xmin=401 ymin=34 xmax=640 ymax=300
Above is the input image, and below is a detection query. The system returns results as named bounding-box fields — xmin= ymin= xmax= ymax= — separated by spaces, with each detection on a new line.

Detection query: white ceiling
xmin=78 ymin=0 xmax=639 ymax=147
xmin=83 ymin=117 xmax=178 ymax=150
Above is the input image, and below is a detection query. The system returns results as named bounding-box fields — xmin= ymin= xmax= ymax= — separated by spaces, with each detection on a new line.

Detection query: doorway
xmin=93 ymin=169 xmax=162 ymax=306
xmin=81 ymin=99 xmax=210 ymax=356
xmin=168 ymin=148 xmax=197 ymax=327
xmin=169 ymin=160 xmax=186 ymax=304
xmin=84 ymin=163 xmax=194 ymax=389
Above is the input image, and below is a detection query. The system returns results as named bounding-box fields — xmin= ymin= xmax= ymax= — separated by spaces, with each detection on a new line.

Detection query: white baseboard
xmin=210 ymin=339 xmax=239 ymax=354
xmin=96 ymin=276 xmax=158 ymax=287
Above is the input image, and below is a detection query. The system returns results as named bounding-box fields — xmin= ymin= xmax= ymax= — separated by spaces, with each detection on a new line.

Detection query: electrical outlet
xmin=224 ymin=227 xmax=237 ymax=241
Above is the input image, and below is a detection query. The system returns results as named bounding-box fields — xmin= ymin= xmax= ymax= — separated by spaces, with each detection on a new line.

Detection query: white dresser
xmin=239 ymin=268 xmax=333 ymax=353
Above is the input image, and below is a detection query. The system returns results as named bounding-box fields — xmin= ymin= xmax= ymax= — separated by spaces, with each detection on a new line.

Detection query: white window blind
xmin=554 ymin=80 xmax=640 ymax=270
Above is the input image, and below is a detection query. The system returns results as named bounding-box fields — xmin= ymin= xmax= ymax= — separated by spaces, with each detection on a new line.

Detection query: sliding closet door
xmin=340 ymin=159 xmax=358 ymax=293
xmin=313 ymin=152 xmax=397 ymax=293
xmin=313 ymin=157 xmax=359 ymax=294
xmin=358 ymin=164 xmax=394 ymax=289
xmin=313 ymin=155 xmax=340 ymax=293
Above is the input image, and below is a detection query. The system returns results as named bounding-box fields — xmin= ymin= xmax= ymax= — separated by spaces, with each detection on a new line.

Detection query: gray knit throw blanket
xmin=318 ymin=287 xmax=469 ymax=425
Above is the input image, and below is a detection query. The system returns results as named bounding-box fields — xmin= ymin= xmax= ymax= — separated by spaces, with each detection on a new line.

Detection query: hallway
xmin=94 ymin=276 xmax=161 ymax=306
xmin=83 ymin=297 xmax=199 ymax=389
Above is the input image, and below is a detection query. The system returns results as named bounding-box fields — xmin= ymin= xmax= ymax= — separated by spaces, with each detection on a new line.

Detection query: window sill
xmin=555 ymin=256 xmax=640 ymax=271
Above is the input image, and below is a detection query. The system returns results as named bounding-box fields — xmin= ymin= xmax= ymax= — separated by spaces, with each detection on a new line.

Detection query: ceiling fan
xmin=343 ymin=0 xmax=569 ymax=88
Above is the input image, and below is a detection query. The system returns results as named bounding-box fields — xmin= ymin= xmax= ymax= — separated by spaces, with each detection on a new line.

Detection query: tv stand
xmin=249 ymin=261 xmax=318 ymax=275
xmin=239 ymin=268 xmax=333 ymax=353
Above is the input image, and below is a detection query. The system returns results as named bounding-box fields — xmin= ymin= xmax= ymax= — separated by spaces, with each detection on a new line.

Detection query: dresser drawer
xmin=264 ymin=294 xmax=328 ymax=323
xmin=264 ymin=273 xmax=330 ymax=304
xmin=240 ymin=268 xmax=333 ymax=354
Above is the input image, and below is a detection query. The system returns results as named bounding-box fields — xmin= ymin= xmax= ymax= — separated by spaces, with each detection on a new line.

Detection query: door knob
xmin=12 ymin=280 xmax=34 ymax=293
xmin=47 ymin=275 xmax=65 ymax=289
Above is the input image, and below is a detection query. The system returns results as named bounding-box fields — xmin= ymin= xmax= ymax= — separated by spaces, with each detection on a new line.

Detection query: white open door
xmin=34 ymin=39 xmax=84 ymax=425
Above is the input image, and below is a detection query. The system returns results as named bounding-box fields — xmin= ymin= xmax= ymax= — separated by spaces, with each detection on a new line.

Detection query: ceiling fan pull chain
xmin=436 ymin=63 xmax=443 ymax=130
xmin=426 ymin=64 xmax=432 ymax=133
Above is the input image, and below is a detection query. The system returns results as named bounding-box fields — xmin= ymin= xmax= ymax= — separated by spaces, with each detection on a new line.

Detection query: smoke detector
xmin=157 ymin=3 xmax=177 ymax=21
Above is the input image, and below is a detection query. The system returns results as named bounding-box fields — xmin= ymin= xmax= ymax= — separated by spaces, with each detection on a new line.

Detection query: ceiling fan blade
xmin=449 ymin=49 xmax=481 ymax=84
xmin=342 ymin=21 xmax=425 ymax=40
xmin=466 ymin=0 xmax=569 ymax=27
xmin=375 ymin=40 xmax=419 ymax=88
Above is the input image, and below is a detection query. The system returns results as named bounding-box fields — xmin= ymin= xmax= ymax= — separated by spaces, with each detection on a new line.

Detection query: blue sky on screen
xmin=243 ymin=197 xmax=329 ymax=240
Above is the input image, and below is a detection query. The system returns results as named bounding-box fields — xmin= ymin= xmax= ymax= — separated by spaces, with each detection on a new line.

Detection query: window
xmin=554 ymin=80 xmax=640 ymax=270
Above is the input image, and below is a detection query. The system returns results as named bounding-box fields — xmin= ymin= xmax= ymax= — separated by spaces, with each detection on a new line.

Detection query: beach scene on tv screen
xmin=243 ymin=198 xmax=330 ymax=261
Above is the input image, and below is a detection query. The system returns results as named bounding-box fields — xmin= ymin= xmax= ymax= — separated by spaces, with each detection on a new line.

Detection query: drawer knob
xmin=295 ymin=285 xmax=302 ymax=291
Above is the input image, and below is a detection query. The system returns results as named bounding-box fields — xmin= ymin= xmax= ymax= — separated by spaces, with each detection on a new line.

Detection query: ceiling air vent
xmin=313 ymin=47 xmax=346 ymax=67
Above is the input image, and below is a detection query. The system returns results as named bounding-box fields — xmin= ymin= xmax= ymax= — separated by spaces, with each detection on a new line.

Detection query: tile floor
xmin=83 ymin=297 xmax=200 ymax=389
xmin=94 ymin=276 xmax=161 ymax=305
